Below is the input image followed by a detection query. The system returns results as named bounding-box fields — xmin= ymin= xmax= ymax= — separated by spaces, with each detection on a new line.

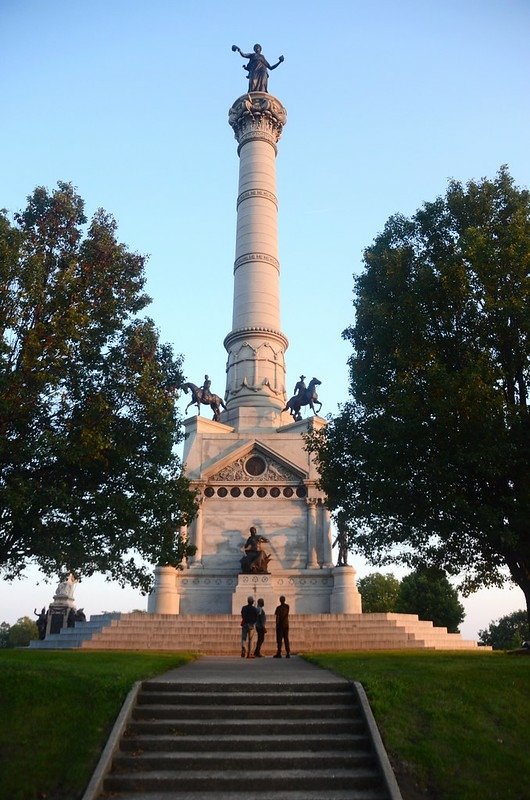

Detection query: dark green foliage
xmin=395 ymin=566 xmax=465 ymax=632
xmin=478 ymin=609 xmax=529 ymax=649
xmin=4 ymin=616 xmax=38 ymax=647
xmin=357 ymin=571 xmax=401 ymax=612
xmin=308 ymin=168 xmax=530 ymax=630
xmin=0 ymin=620 xmax=11 ymax=647
xmin=0 ymin=183 xmax=197 ymax=590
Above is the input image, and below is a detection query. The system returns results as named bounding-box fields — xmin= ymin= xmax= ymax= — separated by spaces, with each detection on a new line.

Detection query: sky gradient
xmin=0 ymin=0 xmax=528 ymax=635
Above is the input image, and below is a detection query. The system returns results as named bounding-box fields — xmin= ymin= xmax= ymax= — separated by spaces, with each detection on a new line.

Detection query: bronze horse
xmin=183 ymin=382 xmax=227 ymax=423
xmin=283 ymin=377 xmax=322 ymax=421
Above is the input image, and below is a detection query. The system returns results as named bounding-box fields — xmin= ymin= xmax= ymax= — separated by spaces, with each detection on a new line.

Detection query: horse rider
xmin=294 ymin=375 xmax=306 ymax=398
xmin=200 ymin=375 xmax=212 ymax=404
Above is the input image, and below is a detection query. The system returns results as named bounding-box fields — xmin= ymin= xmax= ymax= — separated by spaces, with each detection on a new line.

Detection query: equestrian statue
xmin=183 ymin=374 xmax=227 ymax=423
xmin=283 ymin=376 xmax=322 ymax=421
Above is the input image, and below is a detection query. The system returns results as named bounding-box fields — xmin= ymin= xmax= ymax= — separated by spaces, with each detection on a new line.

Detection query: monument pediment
xmin=204 ymin=441 xmax=306 ymax=484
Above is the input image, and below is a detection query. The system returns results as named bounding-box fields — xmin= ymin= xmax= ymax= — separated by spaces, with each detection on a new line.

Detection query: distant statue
xmin=240 ymin=526 xmax=271 ymax=574
xmin=75 ymin=608 xmax=86 ymax=623
xmin=34 ymin=607 xmax=48 ymax=640
xmin=232 ymin=44 xmax=284 ymax=93
xmin=332 ymin=515 xmax=349 ymax=567
xmin=293 ymin=375 xmax=306 ymax=397
xmin=183 ymin=380 xmax=227 ymax=423
xmin=54 ymin=573 xmax=76 ymax=601
xmin=283 ymin=377 xmax=322 ymax=421
xmin=200 ymin=375 xmax=212 ymax=403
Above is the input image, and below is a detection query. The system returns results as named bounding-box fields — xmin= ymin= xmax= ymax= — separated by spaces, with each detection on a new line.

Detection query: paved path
xmin=152 ymin=655 xmax=349 ymax=685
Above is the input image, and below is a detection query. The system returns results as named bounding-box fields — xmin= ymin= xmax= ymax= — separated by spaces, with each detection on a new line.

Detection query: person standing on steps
xmin=274 ymin=595 xmax=290 ymax=658
xmin=240 ymin=596 xmax=259 ymax=658
xmin=254 ymin=598 xmax=267 ymax=657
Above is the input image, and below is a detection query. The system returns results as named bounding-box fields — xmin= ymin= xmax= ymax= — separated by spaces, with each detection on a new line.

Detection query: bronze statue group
xmin=240 ymin=594 xmax=290 ymax=659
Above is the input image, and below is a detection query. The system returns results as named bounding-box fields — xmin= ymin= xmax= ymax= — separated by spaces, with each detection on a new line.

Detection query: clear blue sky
xmin=0 ymin=0 xmax=528 ymax=635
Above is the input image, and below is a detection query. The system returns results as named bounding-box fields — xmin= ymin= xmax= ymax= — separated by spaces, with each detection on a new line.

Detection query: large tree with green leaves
xmin=356 ymin=572 xmax=401 ymax=613
xmin=478 ymin=609 xmax=528 ymax=650
xmin=395 ymin=567 xmax=465 ymax=632
xmin=308 ymin=168 xmax=530 ymax=633
xmin=0 ymin=183 xmax=197 ymax=591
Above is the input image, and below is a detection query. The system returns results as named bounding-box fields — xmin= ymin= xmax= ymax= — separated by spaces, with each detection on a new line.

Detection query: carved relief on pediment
xmin=209 ymin=452 xmax=302 ymax=483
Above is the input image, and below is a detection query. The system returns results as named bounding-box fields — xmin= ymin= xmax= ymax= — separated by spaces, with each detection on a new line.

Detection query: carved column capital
xmin=229 ymin=93 xmax=287 ymax=152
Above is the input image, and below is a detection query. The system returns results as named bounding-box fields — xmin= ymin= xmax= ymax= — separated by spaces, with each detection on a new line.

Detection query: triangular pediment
xmin=204 ymin=441 xmax=307 ymax=483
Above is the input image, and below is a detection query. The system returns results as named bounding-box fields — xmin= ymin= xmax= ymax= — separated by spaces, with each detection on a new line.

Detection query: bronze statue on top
xmin=232 ymin=44 xmax=284 ymax=93
xmin=183 ymin=378 xmax=227 ymax=423
xmin=283 ymin=377 xmax=322 ymax=421
xmin=240 ymin=526 xmax=271 ymax=574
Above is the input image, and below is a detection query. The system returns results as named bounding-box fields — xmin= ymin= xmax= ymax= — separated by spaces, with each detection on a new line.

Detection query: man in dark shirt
xmin=274 ymin=595 xmax=290 ymax=658
xmin=241 ymin=596 xmax=259 ymax=658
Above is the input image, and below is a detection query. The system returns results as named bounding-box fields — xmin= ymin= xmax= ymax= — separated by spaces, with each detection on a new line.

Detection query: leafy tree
xmin=0 ymin=183 xmax=197 ymax=591
xmin=0 ymin=621 xmax=10 ymax=648
xmin=7 ymin=616 xmax=38 ymax=647
xmin=478 ymin=609 xmax=528 ymax=649
xmin=394 ymin=566 xmax=465 ymax=632
xmin=357 ymin=572 xmax=401 ymax=612
xmin=308 ymin=168 xmax=530 ymax=630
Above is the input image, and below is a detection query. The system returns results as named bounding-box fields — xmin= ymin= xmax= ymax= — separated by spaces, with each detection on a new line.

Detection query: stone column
xmin=225 ymin=93 xmax=289 ymax=425
xmin=306 ymin=499 xmax=319 ymax=568
xmin=148 ymin=566 xmax=180 ymax=614
xmin=321 ymin=505 xmax=334 ymax=568
xmin=330 ymin=566 xmax=362 ymax=614
xmin=189 ymin=497 xmax=204 ymax=567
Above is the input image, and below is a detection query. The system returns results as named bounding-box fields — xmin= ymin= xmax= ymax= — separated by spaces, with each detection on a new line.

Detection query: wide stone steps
xmin=98 ymin=793 xmax=389 ymax=800
xmin=98 ymin=680 xmax=397 ymax=799
xmin=32 ymin=611 xmax=482 ymax=652
xmin=119 ymin=732 xmax=369 ymax=752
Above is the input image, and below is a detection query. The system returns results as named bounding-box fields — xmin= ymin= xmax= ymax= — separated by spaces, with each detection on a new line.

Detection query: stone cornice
xmin=223 ymin=326 xmax=289 ymax=350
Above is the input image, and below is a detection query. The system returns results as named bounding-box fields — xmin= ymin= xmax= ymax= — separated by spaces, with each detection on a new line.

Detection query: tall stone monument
xmin=148 ymin=47 xmax=361 ymax=616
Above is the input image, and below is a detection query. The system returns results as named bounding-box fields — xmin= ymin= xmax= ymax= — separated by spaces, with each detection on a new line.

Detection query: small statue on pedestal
xmin=240 ymin=526 xmax=271 ymax=574
xmin=333 ymin=512 xmax=349 ymax=567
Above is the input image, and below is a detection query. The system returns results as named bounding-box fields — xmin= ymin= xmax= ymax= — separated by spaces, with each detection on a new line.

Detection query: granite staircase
xmin=95 ymin=676 xmax=401 ymax=800
xmin=31 ymin=611 xmax=483 ymax=652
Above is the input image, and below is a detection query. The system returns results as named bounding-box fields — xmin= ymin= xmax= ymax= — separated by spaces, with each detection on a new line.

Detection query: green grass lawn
xmin=0 ymin=650 xmax=196 ymax=800
xmin=1 ymin=649 xmax=528 ymax=800
xmin=305 ymin=650 xmax=530 ymax=800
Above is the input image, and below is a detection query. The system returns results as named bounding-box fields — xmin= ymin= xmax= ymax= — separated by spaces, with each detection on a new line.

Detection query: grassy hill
xmin=0 ymin=649 xmax=528 ymax=800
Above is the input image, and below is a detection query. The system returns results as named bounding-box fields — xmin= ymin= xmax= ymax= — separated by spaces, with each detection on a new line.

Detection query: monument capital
xmin=229 ymin=93 xmax=287 ymax=152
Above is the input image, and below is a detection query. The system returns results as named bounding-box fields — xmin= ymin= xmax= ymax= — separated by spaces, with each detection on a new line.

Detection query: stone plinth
xmin=330 ymin=566 xmax=362 ymax=614
xmin=148 ymin=566 xmax=180 ymax=614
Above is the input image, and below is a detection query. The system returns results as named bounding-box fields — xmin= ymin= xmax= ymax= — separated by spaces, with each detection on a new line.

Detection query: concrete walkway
xmin=152 ymin=655 xmax=349 ymax=685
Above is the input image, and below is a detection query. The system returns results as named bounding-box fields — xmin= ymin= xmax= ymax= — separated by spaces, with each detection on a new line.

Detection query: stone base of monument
xmin=46 ymin=600 xmax=76 ymax=636
xmin=149 ymin=566 xmax=181 ymax=614
xmin=330 ymin=566 xmax=363 ymax=614
xmin=148 ymin=565 xmax=362 ymax=615
xmin=232 ymin=573 xmax=279 ymax=614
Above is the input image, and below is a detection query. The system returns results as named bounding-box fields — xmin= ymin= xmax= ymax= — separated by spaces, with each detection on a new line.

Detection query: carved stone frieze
xmin=209 ymin=452 xmax=301 ymax=483
xmin=233 ymin=251 xmax=280 ymax=274
xmin=237 ymin=188 xmax=278 ymax=210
